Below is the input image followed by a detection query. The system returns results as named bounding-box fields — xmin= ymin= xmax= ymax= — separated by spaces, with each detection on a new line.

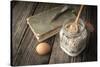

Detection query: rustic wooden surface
xmin=11 ymin=1 xmax=97 ymax=66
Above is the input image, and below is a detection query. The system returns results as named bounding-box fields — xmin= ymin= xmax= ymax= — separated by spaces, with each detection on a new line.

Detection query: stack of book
xmin=27 ymin=6 xmax=75 ymax=42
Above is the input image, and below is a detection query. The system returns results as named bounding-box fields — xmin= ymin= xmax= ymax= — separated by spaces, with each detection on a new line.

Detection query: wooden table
xmin=11 ymin=1 xmax=97 ymax=66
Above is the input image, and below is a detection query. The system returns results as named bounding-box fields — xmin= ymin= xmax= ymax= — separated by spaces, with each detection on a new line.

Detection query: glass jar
xmin=60 ymin=18 xmax=87 ymax=56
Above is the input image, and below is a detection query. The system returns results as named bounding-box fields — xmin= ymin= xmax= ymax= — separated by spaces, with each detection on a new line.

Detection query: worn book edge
xmin=27 ymin=17 xmax=61 ymax=42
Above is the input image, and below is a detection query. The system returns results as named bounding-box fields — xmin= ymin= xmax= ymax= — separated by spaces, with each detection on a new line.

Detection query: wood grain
xmin=49 ymin=32 xmax=97 ymax=64
xmin=11 ymin=1 xmax=97 ymax=66
xmin=49 ymin=6 xmax=97 ymax=64
xmin=13 ymin=27 xmax=55 ymax=65
xmin=11 ymin=1 xmax=38 ymax=65
xmin=49 ymin=34 xmax=83 ymax=64
xmin=12 ymin=2 xmax=60 ymax=66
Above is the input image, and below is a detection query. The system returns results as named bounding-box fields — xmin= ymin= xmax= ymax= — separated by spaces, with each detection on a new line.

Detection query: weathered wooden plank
xmin=12 ymin=2 xmax=61 ymax=66
xmin=33 ymin=2 xmax=63 ymax=15
xmin=12 ymin=2 xmax=97 ymax=66
xmin=80 ymin=6 xmax=97 ymax=62
xmin=49 ymin=32 xmax=96 ymax=64
xmin=14 ymin=27 xmax=55 ymax=65
xmin=49 ymin=6 xmax=97 ymax=64
xmin=11 ymin=1 xmax=38 ymax=65
xmin=49 ymin=34 xmax=73 ymax=64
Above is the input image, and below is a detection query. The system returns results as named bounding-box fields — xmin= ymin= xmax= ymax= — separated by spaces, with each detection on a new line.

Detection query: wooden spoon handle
xmin=75 ymin=5 xmax=84 ymax=24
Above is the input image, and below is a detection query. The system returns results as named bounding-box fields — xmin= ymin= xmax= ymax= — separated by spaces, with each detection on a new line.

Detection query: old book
xmin=27 ymin=6 xmax=75 ymax=42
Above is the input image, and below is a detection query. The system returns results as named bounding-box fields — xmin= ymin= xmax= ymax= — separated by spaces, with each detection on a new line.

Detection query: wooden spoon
xmin=68 ymin=5 xmax=84 ymax=33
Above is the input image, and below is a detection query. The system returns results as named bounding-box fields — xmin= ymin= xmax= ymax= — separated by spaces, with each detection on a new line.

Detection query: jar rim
xmin=63 ymin=18 xmax=85 ymax=38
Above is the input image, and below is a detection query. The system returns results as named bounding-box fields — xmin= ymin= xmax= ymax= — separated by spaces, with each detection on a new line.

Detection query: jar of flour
xmin=60 ymin=18 xmax=87 ymax=56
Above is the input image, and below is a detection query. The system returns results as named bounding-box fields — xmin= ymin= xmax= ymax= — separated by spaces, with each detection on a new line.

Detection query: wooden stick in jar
xmin=74 ymin=5 xmax=84 ymax=24
xmin=67 ymin=5 xmax=84 ymax=33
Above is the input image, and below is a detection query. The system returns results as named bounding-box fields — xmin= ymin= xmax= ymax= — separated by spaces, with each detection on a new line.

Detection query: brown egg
xmin=36 ymin=42 xmax=51 ymax=55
